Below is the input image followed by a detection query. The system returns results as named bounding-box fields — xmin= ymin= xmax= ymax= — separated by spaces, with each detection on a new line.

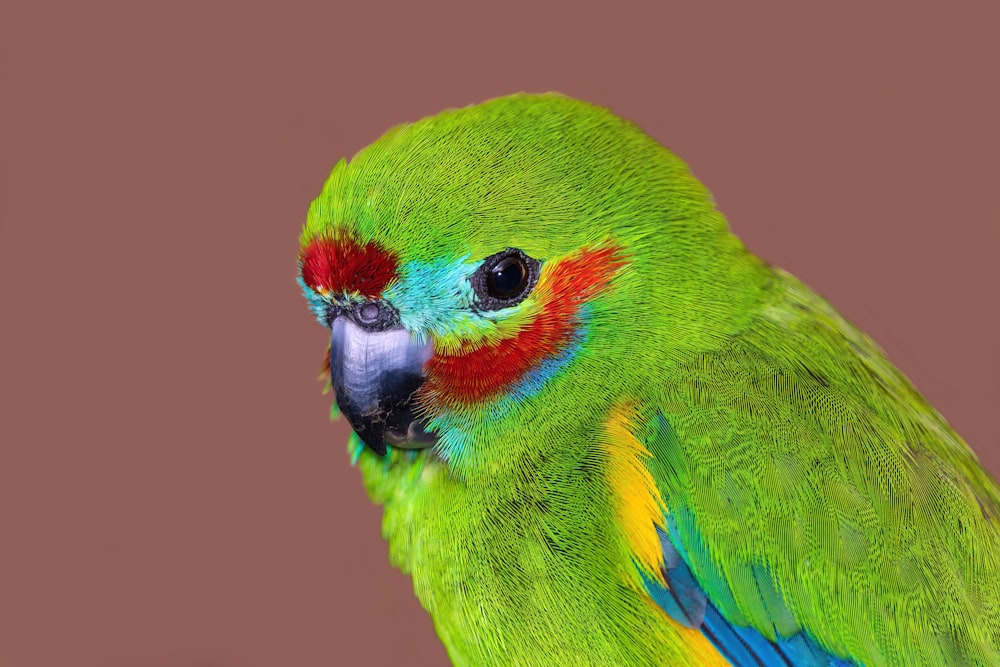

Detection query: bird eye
xmin=487 ymin=255 xmax=528 ymax=299
xmin=472 ymin=248 xmax=539 ymax=310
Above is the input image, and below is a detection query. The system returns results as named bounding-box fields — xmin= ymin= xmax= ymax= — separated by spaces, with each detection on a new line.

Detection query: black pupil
xmin=487 ymin=256 xmax=527 ymax=299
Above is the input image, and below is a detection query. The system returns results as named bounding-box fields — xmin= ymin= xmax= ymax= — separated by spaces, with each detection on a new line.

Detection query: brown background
xmin=2 ymin=2 xmax=998 ymax=666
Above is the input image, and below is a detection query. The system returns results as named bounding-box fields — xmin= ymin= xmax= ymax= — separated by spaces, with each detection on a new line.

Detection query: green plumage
xmin=299 ymin=93 xmax=1000 ymax=665
xmin=645 ymin=274 xmax=1000 ymax=663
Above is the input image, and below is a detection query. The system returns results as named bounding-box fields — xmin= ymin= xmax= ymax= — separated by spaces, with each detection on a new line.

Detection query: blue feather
xmin=644 ymin=524 xmax=858 ymax=666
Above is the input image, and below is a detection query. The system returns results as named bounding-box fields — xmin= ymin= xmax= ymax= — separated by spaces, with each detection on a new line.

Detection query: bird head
xmin=298 ymin=94 xmax=760 ymax=478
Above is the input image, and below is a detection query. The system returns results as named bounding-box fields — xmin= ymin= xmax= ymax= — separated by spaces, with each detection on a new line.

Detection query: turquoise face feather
xmin=297 ymin=93 xmax=1000 ymax=666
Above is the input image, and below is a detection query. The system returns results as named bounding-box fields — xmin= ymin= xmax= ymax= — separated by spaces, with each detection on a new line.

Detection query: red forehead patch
xmin=299 ymin=236 xmax=397 ymax=298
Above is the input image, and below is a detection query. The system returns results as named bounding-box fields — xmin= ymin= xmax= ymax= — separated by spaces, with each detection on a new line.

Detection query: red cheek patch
xmin=422 ymin=245 xmax=625 ymax=405
xmin=299 ymin=235 xmax=397 ymax=298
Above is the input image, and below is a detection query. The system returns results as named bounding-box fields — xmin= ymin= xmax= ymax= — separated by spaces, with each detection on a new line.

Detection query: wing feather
xmin=635 ymin=320 xmax=1000 ymax=666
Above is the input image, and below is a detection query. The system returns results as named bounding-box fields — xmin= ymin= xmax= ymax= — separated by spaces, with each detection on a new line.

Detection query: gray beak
xmin=329 ymin=302 xmax=437 ymax=455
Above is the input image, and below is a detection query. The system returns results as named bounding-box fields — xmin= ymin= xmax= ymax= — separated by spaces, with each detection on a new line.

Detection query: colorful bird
xmin=296 ymin=94 xmax=1000 ymax=666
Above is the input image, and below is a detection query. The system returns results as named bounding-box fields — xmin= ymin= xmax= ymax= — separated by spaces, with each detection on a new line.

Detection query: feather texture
xmin=299 ymin=93 xmax=1000 ymax=665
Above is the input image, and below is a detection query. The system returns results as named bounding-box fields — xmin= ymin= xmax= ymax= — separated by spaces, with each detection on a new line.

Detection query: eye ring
xmin=471 ymin=248 xmax=540 ymax=310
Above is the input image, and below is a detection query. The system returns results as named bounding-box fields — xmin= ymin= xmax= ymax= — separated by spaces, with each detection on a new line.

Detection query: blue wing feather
xmin=640 ymin=412 xmax=859 ymax=666
xmin=645 ymin=519 xmax=857 ymax=667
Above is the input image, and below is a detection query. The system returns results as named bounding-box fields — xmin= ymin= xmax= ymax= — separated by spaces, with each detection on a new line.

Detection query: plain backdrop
xmin=2 ymin=2 xmax=998 ymax=666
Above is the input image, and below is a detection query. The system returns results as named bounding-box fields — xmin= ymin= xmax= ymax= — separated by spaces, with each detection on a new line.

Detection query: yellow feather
xmin=601 ymin=403 xmax=668 ymax=586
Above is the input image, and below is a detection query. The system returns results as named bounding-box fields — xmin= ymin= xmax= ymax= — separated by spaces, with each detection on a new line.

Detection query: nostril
xmin=350 ymin=300 xmax=400 ymax=331
xmin=358 ymin=302 xmax=380 ymax=324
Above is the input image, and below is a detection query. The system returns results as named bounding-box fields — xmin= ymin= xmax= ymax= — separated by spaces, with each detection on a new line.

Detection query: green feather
xmin=643 ymin=274 xmax=1000 ymax=664
xmin=299 ymin=93 xmax=1000 ymax=666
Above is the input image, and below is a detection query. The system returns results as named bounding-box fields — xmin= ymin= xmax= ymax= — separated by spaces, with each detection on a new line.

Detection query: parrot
xmin=296 ymin=93 xmax=1000 ymax=666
